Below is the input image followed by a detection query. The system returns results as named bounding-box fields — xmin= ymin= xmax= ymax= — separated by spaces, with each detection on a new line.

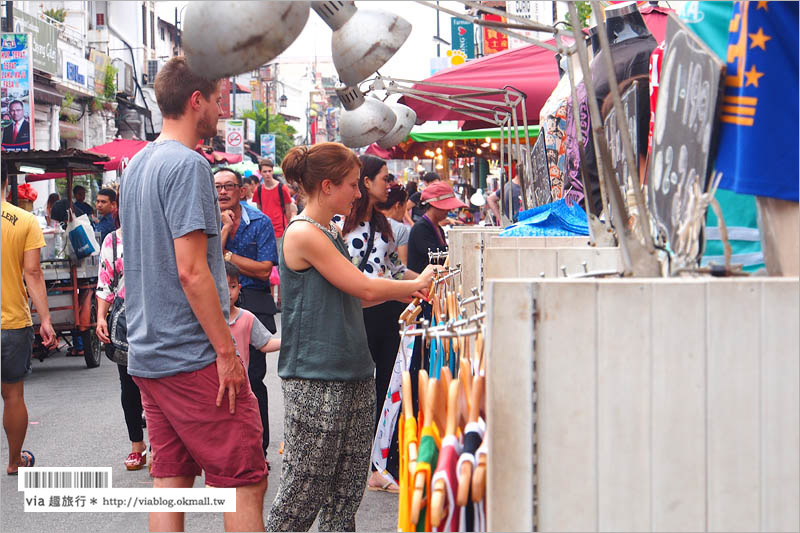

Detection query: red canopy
xmin=403 ymin=6 xmax=671 ymax=129
xmin=26 ymin=138 xmax=149 ymax=181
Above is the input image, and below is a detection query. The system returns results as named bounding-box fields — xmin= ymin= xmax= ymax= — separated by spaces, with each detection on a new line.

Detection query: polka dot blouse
xmin=332 ymin=216 xmax=407 ymax=280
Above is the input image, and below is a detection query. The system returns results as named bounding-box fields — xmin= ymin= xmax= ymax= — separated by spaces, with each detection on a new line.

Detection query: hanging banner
xmin=482 ymin=14 xmax=509 ymax=56
xmin=450 ymin=18 xmax=475 ymax=60
xmin=246 ymin=118 xmax=256 ymax=143
xmin=2 ymin=33 xmax=35 ymax=152
xmin=225 ymin=119 xmax=244 ymax=155
xmin=260 ymin=133 xmax=275 ymax=161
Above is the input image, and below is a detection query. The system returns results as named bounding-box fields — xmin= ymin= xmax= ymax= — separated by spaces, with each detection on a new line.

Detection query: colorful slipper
xmin=7 ymin=450 xmax=35 ymax=475
xmin=125 ymin=451 xmax=146 ymax=471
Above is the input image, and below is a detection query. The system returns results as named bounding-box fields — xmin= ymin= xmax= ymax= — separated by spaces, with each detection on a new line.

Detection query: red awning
xmin=26 ymin=138 xmax=149 ymax=181
xmin=402 ymin=6 xmax=671 ymax=129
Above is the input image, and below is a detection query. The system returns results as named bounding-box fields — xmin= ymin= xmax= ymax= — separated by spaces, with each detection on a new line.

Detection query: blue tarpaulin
xmin=499 ymin=199 xmax=590 ymax=237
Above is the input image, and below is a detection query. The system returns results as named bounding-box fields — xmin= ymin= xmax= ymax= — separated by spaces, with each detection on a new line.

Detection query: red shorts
xmin=133 ymin=361 xmax=267 ymax=488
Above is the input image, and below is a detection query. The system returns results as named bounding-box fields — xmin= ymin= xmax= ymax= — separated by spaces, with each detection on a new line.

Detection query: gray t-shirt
xmin=493 ymin=181 xmax=522 ymax=220
xmin=388 ymin=218 xmax=410 ymax=248
xmin=120 ymin=140 xmax=228 ymax=378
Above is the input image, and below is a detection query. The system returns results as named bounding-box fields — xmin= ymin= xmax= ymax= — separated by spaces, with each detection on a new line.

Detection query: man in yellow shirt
xmin=1 ymin=168 xmax=57 ymax=475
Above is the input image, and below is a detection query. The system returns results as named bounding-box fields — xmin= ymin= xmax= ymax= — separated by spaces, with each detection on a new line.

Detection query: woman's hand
xmin=413 ymin=264 xmax=440 ymax=300
xmin=96 ymin=316 xmax=110 ymax=344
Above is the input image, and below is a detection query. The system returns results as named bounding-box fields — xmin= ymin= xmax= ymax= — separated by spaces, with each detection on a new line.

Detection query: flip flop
xmin=368 ymin=478 xmax=400 ymax=494
xmin=7 ymin=450 xmax=35 ymax=475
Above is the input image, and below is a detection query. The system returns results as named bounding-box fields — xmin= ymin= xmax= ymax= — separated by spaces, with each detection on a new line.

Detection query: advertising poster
xmin=1 ymin=33 xmax=34 ymax=152
xmin=450 ymin=18 xmax=475 ymax=60
xmin=260 ymin=133 xmax=275 ymax=161
xmin=482 ymin=14 xmax=509 ymax=55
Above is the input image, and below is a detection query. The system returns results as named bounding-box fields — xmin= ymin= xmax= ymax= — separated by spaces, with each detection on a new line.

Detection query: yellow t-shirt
xmin=2 ymin=201 xmax=45 ymax=329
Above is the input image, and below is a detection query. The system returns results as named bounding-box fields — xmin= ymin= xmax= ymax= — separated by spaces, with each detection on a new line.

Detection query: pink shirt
xmin=228 ymin=308 xmax=271 ymax=369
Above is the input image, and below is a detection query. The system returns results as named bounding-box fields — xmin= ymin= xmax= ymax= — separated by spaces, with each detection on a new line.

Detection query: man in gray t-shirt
xmin=119 ymin=57 xmax=267 ymax=532
xmin=121 ymin=140 xmax=228 ymax=377
xmin=488 ymin=177 xmax=522 ymax=223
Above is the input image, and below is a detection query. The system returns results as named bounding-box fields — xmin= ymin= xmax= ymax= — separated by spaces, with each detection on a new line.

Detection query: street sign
xmin=225 ymin=119 xmax=244 ymax=155
xmin=260 ymin=133 xmax=275 ymax=161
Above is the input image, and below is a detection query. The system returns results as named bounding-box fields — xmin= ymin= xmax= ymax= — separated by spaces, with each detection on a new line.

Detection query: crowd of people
xmin=1 ymin=55 xmax=480 ymax=531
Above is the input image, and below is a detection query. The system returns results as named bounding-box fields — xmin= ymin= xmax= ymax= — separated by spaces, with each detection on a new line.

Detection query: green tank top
xmin=277 ymin=215 xmax=375 ymax=381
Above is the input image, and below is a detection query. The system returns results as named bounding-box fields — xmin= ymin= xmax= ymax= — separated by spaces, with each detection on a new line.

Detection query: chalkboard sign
xmin=528 ymin=133 xmax=551 ymax=207
xmin=648 ymin=12 xmax=725 ymax=258
xmin=603 ymin=80 xmax=639 ymax=221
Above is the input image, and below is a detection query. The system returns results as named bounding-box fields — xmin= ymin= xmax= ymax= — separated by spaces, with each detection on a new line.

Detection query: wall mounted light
xmin=313 ymin=1 xmax=412 ymax=86
xmin=412 ymin=155 xmax=419 ymax=161
xmin=336 ymin=85 xmax=396 ymax=148
xmin=476 ymin=148 xmax=483 ymax=155
xmin=447 ymin=140 xmax=454 ymax=147
xmin=183 ymin=1 xmax=310 ymax=78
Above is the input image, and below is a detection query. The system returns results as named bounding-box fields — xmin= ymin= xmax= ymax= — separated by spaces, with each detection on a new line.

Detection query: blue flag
xmin=715 ymin=1 xmax=799 ymax=202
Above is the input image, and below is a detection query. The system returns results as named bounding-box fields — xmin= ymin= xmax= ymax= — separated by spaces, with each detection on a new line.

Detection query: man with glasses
xmin=214 ymin=167 xmax=278 ymax=461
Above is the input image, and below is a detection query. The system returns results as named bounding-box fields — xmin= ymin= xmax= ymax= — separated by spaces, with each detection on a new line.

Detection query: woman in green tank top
xmin=265 ymin=143 xmax=437 ymax=532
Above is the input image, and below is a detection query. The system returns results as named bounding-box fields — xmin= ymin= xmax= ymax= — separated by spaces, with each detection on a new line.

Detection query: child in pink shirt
xmin=226 ymin=262 xmax=280 ymax=368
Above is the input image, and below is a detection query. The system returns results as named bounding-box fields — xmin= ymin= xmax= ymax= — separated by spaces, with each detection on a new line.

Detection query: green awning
xmin=408 ymin=126 xmax=540 ymax=143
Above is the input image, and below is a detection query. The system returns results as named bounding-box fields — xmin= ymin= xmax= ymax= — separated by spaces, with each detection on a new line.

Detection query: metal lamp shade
xmin=313 ymin=1 xmax=412 ymax=86
xmin=376 ymin=103 xmax=416 ymax=149
xmin=183 ymin=2 xmax=310 ymax=79
xmin=337 ymin=86 xmax=397 ymax=148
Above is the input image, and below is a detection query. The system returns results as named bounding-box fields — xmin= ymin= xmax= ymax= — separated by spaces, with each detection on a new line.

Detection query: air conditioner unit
xmin=116 ymin=62 xmax=135 ymax=97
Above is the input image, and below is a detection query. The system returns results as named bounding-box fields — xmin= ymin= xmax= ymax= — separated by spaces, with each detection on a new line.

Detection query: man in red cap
xmin=407 ymin=181 xmax=467 ymax=274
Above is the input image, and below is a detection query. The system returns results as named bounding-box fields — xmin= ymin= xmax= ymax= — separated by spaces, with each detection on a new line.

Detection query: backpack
xmin=255 ymin=181 xmax=287 ymax=230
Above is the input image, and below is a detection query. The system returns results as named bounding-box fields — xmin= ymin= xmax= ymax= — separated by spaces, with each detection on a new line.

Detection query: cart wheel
xmin=83 ymin=299 xmax=102 ymax=369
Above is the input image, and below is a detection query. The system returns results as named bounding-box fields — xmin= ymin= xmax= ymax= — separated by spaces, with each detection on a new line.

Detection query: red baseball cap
xmin=420 ymin=182 xmax=468 ymax=211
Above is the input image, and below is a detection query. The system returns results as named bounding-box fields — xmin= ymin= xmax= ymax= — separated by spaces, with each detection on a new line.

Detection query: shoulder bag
xmin=104 ymin=232 xmax=128 ymax=365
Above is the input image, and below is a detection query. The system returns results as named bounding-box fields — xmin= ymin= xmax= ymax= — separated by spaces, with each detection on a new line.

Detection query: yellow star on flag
xmin=757 ymin=1 xmax=769 ymax=10
xmin=745 ymin=64 xmax=765 ymax=87
xmin=749 ymin=27 xmax=772 ymax=50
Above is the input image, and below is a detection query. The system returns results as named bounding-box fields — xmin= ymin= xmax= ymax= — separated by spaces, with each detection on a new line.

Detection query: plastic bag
xmin=66 ymin=210 xmax=100 ymax=259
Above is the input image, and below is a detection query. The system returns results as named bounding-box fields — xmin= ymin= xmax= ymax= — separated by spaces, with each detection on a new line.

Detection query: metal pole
xmin=231 ymin=76 xmax=236 ymax=119
xmin=590 ymin=1 xmax=655 ymax=253
xmin=436 ymin=0 xmax=441 ymax=57
xmin=510 ymin=103 xmax=528 ymax=211
xmin=5 ymin=2 xmax=14 ymax=32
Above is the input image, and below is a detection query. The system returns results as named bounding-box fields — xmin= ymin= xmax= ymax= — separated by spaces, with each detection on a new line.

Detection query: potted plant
xmin=102 ymin=64 xmax=118 ymax=112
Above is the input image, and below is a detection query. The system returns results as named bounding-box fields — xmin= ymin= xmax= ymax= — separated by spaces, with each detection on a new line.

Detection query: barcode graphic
xmin=20 ymin=468 xmax=112 ymax=490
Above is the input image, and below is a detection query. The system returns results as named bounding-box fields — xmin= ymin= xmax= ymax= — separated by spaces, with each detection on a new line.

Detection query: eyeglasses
xmin=214 ymin=183 xmax=240 ymax=192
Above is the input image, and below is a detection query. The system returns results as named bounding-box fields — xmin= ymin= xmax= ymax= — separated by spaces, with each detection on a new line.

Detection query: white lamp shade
xmin=376 ymin=103 xmax=416 ymax=149
xmin=183 ymin=2 xmax=310 ymax=79
xmin=313 ymin=2 xmax=412 ymax=86
xmin=470 ymin=188 xmax=486 ymax=207
xmin=337 ymin=86 xmax=397 ymax=148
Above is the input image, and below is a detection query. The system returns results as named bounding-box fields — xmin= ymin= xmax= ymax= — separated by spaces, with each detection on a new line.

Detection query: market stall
xmin=4 ymin=148 xmax=110 ymax=368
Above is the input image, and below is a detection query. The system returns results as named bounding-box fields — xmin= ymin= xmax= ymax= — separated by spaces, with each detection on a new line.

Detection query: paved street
xmin=1 ymin=317 xmax=397 ymax=532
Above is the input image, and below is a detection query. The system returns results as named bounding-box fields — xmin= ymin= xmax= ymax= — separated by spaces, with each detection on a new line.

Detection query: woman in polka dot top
xmin=334 ymin=154 xmax=421 ymax=492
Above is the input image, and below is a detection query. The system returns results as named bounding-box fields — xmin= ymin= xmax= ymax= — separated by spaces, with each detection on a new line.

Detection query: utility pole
xmin=231 ymin=76 xmax=236 ymax=118
xmin=435 ymin=0 xmax=441 ymax=57
xmin=5 ymin=2 xmax=14 ymax=32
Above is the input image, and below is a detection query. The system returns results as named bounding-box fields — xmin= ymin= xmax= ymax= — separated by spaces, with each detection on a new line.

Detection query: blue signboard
xmin=450 ymin=18 xmax=475 ymax=60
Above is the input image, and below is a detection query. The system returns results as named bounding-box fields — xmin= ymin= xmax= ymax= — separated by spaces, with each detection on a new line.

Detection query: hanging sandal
xmin=7 ymin=450 xmax=35 ymax=475
xmin=125 ymin=451 xmax=146 ymax=471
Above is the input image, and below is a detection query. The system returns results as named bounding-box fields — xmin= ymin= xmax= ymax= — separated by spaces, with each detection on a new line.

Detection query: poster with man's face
xmin=1 ymin=33 xmax=34 ymax=152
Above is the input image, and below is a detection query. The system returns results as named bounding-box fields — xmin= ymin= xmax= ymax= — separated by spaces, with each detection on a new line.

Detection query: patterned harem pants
xmin=265 ymin=377 xmax=375 ymax=532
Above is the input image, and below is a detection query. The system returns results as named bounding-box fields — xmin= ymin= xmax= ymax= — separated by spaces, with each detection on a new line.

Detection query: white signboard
xmin=246 ymin=118 xmax=256 ymax=143
xmin=225 ymin=119 xmax=244 ymax=155
xmin=61 ymin=49 xmax=90 ymax=88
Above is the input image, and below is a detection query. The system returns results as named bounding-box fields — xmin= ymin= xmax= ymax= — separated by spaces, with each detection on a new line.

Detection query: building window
xmin=142 ymin=4 xmax=147 ymax=46
xmin=150 ymin=11 xmax=155 ymax=49
xmin=160 ymin=26 xmax=165 ymax=41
